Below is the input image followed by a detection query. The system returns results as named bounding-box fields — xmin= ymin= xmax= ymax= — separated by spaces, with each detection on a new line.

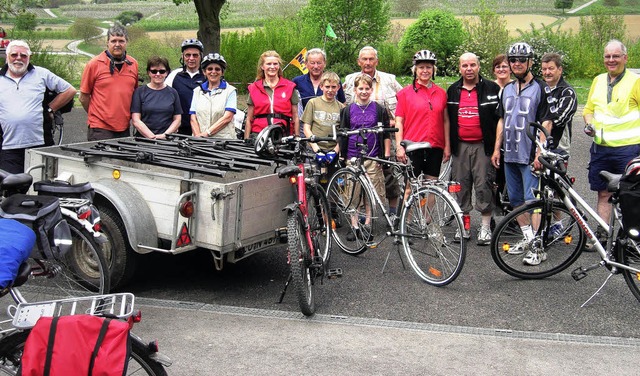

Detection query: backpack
xmin=0 ymin=194 xmax=71 ymax=260
xmin=19 ymin=315 xmax=131 ymax=376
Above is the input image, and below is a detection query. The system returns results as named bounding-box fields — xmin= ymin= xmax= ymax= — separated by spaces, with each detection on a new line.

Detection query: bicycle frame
xmin=288 ymin=162 xmax=316 ymax=259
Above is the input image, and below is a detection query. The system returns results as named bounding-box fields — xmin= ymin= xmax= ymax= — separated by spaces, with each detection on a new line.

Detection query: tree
xmin=15 ymin=11 xmax=37 ymax=31
xmin=399 ymin=9 xmax=466 ymax=76
xmin=69 ymin=18 xmax=101 ymax=43
xmin=300 ymin=0 xmax=391 ymax=65
xmin=554 ymin=0 xmax=573 ymax=14
xmin=394 ymin=0 xmax=422 ymax=17
xmin=173 ymin=0 xmax=226 ymax=53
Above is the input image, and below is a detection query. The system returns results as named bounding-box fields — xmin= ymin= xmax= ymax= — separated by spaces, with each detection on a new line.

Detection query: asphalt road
xmin=58 ymin=108 xmax=640 ymax=341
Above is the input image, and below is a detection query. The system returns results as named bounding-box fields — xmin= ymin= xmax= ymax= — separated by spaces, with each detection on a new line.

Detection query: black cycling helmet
xmin=181 ymin=39 xmax=204 ymax=53
xmin=413 ymin=49 xmax=437 ymax=65
xmin=507 ymin=42 xmax=534 ymax=58
xmin=201 ymin=52 xmax=227 ymax=71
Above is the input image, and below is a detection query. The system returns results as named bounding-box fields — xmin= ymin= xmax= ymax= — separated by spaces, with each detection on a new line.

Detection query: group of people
xmin=1 ymin=24 xmax=638 ymax=266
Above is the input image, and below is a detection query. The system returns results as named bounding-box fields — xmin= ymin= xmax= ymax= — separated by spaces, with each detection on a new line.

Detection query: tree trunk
xmin=193 ymin=0 xmax=225 ymax=53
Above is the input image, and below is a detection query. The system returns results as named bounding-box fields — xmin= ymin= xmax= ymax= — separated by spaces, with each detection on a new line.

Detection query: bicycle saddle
xmin=277 ymin=165 xmax=301 ymax=178
xmin=400 ymin=140 xmax=432 ymax=153
xmin=0 ymin=172 xmax=33 ymax=194
xmin=599 ymin=171 xmax=622 ymax=192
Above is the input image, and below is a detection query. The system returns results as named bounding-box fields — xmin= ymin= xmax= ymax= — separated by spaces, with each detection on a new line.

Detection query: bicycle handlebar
xmin=526 ymin=121 xmax=566 ymax=176
xmin=336 ymin=126 xmax=398 ymax=138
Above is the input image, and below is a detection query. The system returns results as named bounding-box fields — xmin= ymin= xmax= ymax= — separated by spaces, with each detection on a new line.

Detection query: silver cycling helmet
xmin=507 ymin=42 xmax=534 ymax=58
xmin=181 ymin=39 xmax=204 ymax=53
xmin=201 ymin=52 xmax=227 ymax=71
xmin=413 ymin=49 xmax=437 ymax=65
xmin=254 ymin=125 xmax=284 ymax=158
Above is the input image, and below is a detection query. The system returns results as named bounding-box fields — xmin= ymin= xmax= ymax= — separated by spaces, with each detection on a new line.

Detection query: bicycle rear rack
xmin=10 ymin=292 xmax=135 ymax=329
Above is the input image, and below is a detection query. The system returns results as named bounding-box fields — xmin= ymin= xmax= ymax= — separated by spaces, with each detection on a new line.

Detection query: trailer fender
xmin=91 ymin=179 xmax=158 ymax=254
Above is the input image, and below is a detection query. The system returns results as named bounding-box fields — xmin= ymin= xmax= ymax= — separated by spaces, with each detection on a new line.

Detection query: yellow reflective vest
xmin=586 ymin=70 xmax=640 ymax=146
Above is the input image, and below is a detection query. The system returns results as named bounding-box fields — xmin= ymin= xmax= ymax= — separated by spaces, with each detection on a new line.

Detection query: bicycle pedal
xmin=326 ymin=268 xmax=343 ymax=279
xmin=571 ymin=267 xmax=588 ymax=281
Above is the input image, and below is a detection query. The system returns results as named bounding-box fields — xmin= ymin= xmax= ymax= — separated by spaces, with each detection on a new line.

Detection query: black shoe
xmin=358 ymin=224 xmax=373 ymax=241
xmin=346 ymin=230 xmax=358 ymax=242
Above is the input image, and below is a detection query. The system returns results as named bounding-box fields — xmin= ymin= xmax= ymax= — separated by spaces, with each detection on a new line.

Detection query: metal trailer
xmin=26 ymin=136 xmax=292 ymax=289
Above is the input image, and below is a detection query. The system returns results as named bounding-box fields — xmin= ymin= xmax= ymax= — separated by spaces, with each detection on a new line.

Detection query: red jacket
xmin=248 ymin=78 xmax=296 ymax=134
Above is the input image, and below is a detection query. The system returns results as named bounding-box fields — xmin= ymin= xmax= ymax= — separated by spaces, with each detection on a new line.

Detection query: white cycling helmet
xmin=507 ymin=42 xmax=534 ymax=58
xmin=413 ymin=49 xmax=437 ymax=65
xmin=201 ymin=53 xmax=227 ymax=71
xmin=254 ymin=125 xmax=284 ymax=158
xmin=181 ymin=39 xmax=204 ymax=53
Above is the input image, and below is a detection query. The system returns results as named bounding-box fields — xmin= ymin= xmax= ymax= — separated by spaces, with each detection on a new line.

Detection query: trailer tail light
xmin=179 ymin=200 xmax=194 ymax=218
xmin=448 ymin=182 xmax=461 ymax=193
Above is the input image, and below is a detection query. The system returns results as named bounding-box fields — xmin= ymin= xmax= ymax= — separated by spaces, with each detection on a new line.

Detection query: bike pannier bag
xmin=19 ymin=315 xmax=131 ymax=376
xmin=0 ymin=194 xmax=71 ymax=260
xmin=0 ymin=219 xmax=35 ymax=289
xmin=618 ymin=178 xmax=640 ymax=234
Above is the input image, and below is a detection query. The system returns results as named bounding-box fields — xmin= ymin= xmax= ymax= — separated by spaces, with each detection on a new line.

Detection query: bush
xmin=603 ymin=0 xmax=621 ymax=5
xmin=116 ymin=11 xmax=144 ymax=26
xmin=399 ymin=9 xmax=466 ymax=76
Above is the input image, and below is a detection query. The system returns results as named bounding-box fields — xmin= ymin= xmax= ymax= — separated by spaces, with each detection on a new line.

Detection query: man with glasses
xmin=0 ymin=40 xmax=76 ymax=173
xmin=583 ymin=39 xmax=640 ymax=247
xmin=166 ymin=39 xmax=206 ymax=135
xmin=80 ymin=24 xmax=138 ymax=141
xmin=491 ymin=42 xmax=549 ymax=265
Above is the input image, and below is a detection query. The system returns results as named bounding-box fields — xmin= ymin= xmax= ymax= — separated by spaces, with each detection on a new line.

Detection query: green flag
xmin=325 ymin=23 xmax=337 ymax=39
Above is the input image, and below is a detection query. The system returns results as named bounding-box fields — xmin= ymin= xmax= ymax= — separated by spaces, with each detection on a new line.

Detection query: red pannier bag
xmin=19 ymin=315 xmax=131 ymax=376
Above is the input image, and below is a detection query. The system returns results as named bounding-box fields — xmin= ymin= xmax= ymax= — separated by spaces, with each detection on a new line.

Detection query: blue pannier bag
xmin=0 ymin=219 xmax=35 ymax=289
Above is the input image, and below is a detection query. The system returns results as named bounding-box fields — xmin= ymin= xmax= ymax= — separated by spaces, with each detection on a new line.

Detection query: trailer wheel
xmin=99 ymin=205 xmax=138 ymax=289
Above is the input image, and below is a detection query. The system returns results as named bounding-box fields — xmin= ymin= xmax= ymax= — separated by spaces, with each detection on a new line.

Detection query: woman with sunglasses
xmin=189 ymin=53 xmax=237 ymax=138
xmin=131 ymin=56 xmax=182 ymax=139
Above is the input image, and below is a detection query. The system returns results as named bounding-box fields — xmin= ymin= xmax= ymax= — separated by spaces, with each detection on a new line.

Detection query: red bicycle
xmin=255 ymin=126 xmax=341 ymax=316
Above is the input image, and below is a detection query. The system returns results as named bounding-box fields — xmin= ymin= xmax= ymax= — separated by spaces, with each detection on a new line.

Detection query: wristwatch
xmin=47 ymin=107 xmax=54 ymax=113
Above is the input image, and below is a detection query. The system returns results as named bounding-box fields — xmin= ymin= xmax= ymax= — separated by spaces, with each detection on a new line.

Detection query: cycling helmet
xmin=507 ymin=42 xmax=534 ymax=58
xmin=413 ymin=49 xmax=437 ymax=65
xmin=181 ymin=39 xmax=204 ymax=53
xmin=254 ymin=125 xmax=284 ymax=158
xmin=201 ymin=52 xmax=227 ymax=71
xmin=625 ymin=156 xmax=640 ymax=178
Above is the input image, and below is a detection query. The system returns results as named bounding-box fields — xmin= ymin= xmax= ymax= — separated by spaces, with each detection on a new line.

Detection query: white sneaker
xmin=523 ymin=250 xmax=547 ymax=266
xmin=454 ymin=228 xmax=470 ymax=243
xmin=477 ymin=226 xmax=491 ymax=246
xmin=507 ymin=238 xmax=529 ymax=255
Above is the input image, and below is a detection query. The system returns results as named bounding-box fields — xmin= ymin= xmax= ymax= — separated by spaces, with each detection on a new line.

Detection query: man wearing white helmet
xmin=490 ymin=42 xmax=549 ymax=266
xmin=166 ymin=39 xmax=206 ymax=135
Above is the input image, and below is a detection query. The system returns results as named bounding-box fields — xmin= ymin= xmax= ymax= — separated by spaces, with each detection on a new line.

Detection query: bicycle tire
xmin=20 ymin=219 xmax=110 ymax=303
xmin=307 ymin=184 xmax=331 ymax=265
xmin=617 ymin=235 xmax=640 ymax=303
xmin=326 ymin=168 xmax=376 ymax=255
xmin=490 ymin=200 xmax=585 ymax=279
xmin=439 ymin=157 xmax=452 ymax=182
xmin=400 ymin=186 xmax=466 ymax=286
xmin=287 ymin=208 xmax=315 ymax=316
xmin=53 ymin=123 xmax=64 ymax=145
xmin=0 ymin=330 xmax=168 ymax=375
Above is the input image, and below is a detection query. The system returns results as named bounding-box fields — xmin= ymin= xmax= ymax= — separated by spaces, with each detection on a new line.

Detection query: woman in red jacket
xmin=244 ymin=50 xmax=300 ymax=139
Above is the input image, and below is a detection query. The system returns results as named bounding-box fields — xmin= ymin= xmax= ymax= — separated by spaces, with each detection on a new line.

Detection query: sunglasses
xmin=149 ymin=69 xmax=167 ymax=75
xmin=184 ymin=53 xmax=200 ymax=58
xmin=9 ymin=53 xmax=29 ymax=59
xmin=206 ymin=66 xmax=222 ymax=72
xmin=509 ymin=57 xmax=528 ymax=64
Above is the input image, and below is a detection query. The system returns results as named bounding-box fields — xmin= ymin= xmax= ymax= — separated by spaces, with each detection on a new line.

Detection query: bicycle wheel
xmin=326 ymin=168 xmax=377 ymax=255
xmin=0 ymin=331 xmax=168 ymax=376
xmin=400 ymin=186 xmax=466 ymax=286
xmin=287 ymin=208 xmax=315 ymax=316
xmin=52 ymin=123 xmax=64 ymax=145
xmin=307 ymin=184 xmax=331 ymax=265
xmin=617 ymin=235 xmax=640 ymax=303
xmin=20 ymin=219 xmax=110 ymax=303
xmin=490 ymin=200 xmax=584 ymax=279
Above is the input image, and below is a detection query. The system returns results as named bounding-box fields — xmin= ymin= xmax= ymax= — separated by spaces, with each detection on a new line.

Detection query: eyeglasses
xmin=9 ymin=53 xmax=29 ymax=59
xmin=494 ymin=64 xmax=509 ymax=70
xmin=206 ymin=66 xmax=222 ymax=72
xmin=603 ymin=54 xmax=623 ymax=60
xmin=508 ymin=57 xmax=528 ymax=64
xmin=184 ymin=53 xmax=200 ymax=58
xmin=149 ymin=69 xmax=167 ymax=75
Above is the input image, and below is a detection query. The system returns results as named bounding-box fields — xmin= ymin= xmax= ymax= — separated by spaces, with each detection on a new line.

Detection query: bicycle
xmin=0 ymin=261 xmax=171 ymax=374
xmin=254 ymin=125 xmax=341 ymax=316
xmin=490 ymin=122 xmax=640 ymax=303
xmin=326 ymin=126 xmax=467 ymax=286
xmin=0 ymin=169 xmax=109 ymax=302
